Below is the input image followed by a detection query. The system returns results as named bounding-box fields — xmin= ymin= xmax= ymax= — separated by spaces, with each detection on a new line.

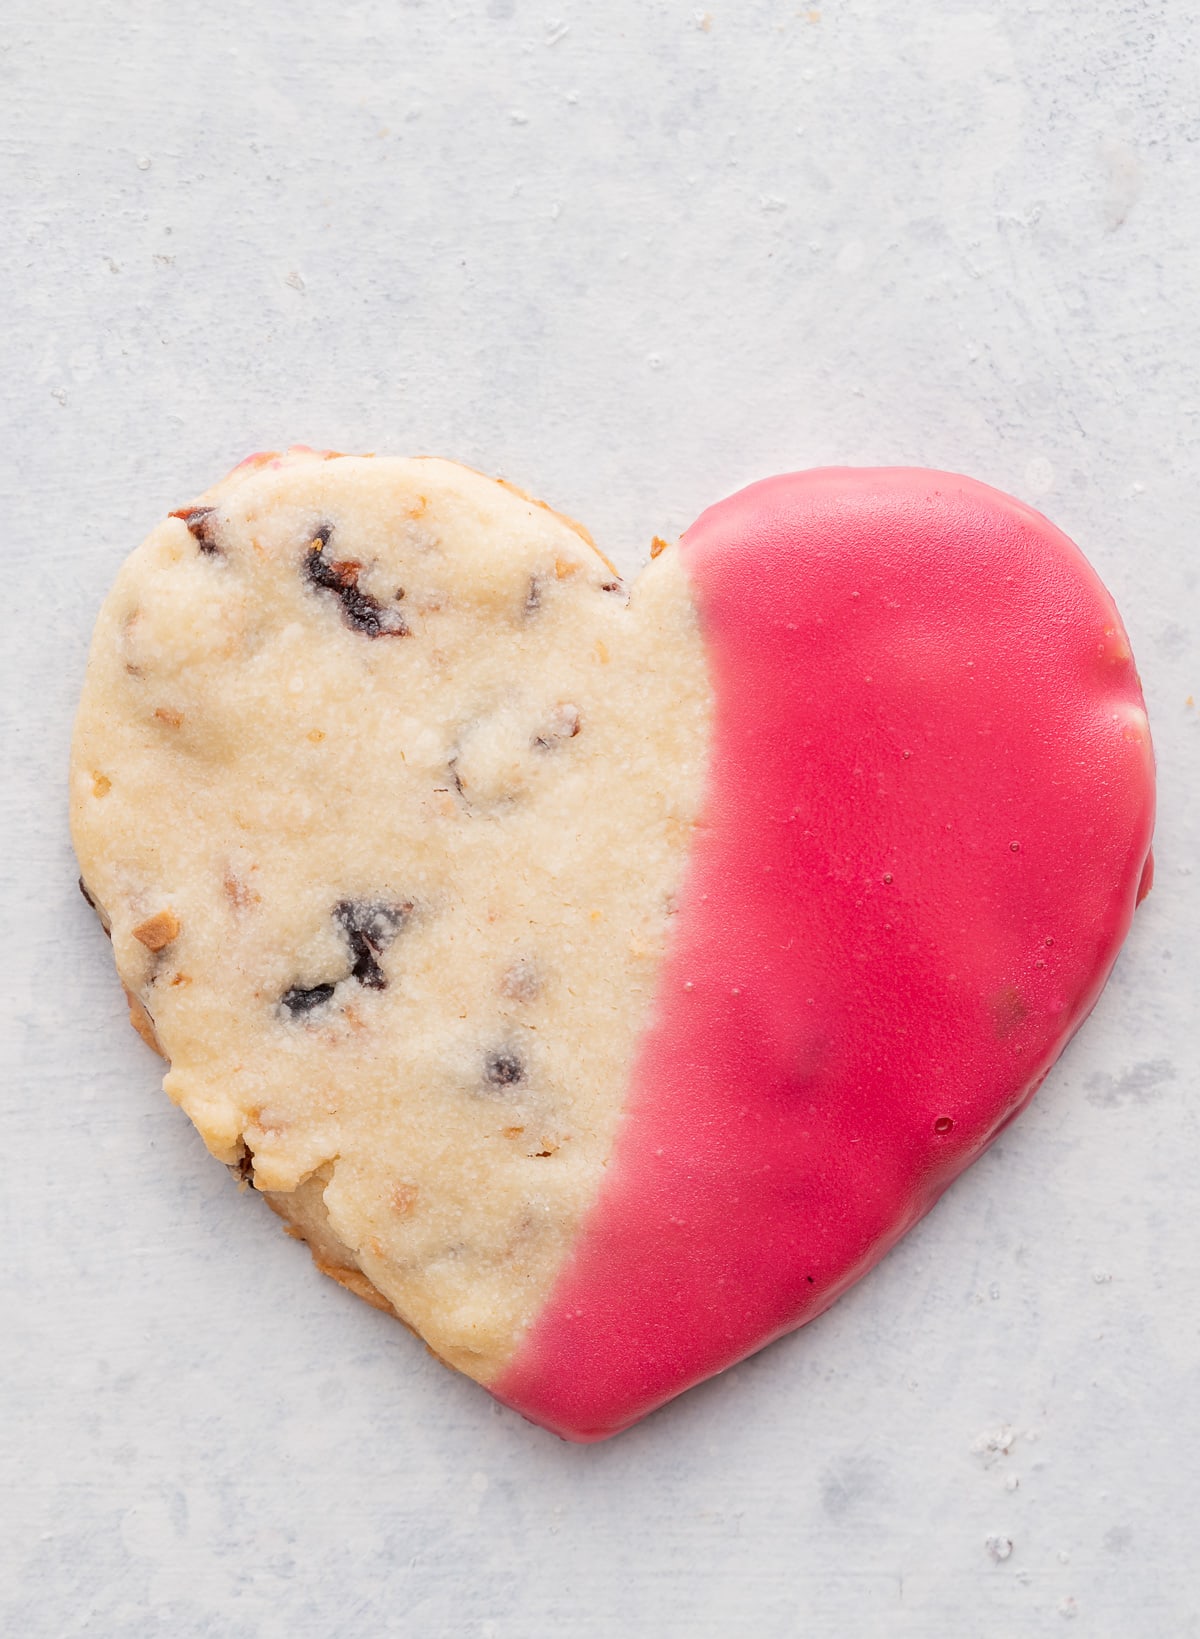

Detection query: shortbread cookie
xmin=72 ymin=454 xmax=1155 ymax=1440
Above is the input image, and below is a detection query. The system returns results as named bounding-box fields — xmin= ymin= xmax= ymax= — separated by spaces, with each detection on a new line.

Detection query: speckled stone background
xmin=3 ymin=2 xmax=1198 ymax=1634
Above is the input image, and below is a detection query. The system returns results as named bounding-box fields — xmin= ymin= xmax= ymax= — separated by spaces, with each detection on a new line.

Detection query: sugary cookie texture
xmin=72 ymin=449 xmax=713 ymax=1379
xmin=72 ymin=453 xmax=1155 ymax=1441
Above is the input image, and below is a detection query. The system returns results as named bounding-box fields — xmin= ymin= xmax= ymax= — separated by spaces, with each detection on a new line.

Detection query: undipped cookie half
xmin=71 ymin=450 xmax=1155 ymax=1440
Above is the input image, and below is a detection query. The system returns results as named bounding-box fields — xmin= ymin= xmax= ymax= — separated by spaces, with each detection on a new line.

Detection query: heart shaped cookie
xmin=71 ymin=449 xmax=1155 ymax=1441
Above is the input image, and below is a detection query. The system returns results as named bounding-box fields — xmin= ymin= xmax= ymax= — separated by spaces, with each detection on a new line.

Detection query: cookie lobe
xmin=71 ymin=447 xmax=712 ymax=1381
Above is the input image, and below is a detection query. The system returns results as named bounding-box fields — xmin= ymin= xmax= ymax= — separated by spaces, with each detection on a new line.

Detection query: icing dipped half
xmin=492 ymin=468 xmax=1156 ymax=1441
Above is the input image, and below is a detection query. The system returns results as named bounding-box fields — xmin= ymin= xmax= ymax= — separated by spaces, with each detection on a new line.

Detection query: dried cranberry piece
xmin=304 ymin=525 xmax=408 ymax=638
xmin=334 ymin=899 xmax=412 ymax=990
xmin=484 ymin=1048 xmax=525 ymax=1087
xmin=169 ymin=506 xmax=221 ymax=555
xmin=281 ymin=982 xmax=336 ymax=1015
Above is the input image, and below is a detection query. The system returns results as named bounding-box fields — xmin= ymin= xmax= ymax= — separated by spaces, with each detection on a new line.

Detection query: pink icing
xmin=492 ymin=469 xmax=1156 ymax=1442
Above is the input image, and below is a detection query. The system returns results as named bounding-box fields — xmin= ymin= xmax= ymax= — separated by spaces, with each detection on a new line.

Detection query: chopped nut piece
xmin=133 ymin=909 xmax=180 ymax=951
xmin=391 ymin=1182 xmax=419 ymax=1216
xmin=650 ymin=535 xmax=670 ymax=559
xmin=223 ymin=871 xmax=260 ymax=911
